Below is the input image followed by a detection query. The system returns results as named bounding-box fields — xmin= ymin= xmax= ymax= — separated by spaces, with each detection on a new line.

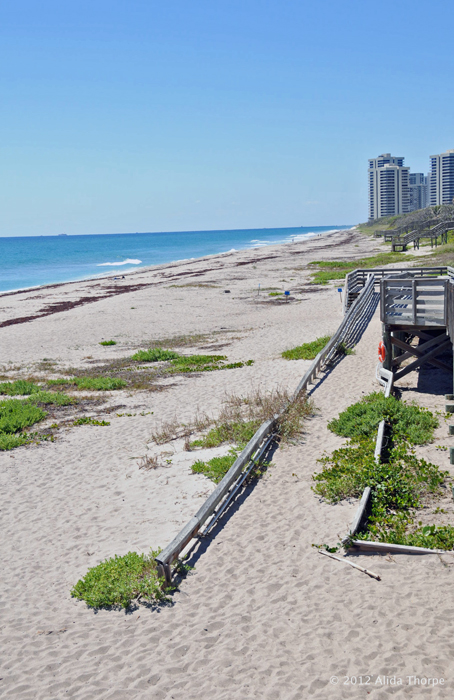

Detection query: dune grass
xmin=99 ymin=340 xmax=117 ymax=346
xmin=282 ymin=336 xmax=331 ymax=360
xmin=190 ymin=388 xmax=313 ymax=482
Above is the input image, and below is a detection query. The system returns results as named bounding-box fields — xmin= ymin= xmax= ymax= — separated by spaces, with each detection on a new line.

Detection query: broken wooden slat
xmin=349 ymin=540 xmax=448 ymax=555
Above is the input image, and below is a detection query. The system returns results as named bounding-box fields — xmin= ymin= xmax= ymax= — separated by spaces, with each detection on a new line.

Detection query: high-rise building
xmin=409 ymin=172 xmax=427 ymax=211
xmin=429 ymin=149 xmax=454 ymax=206
xmin=368 ymin=153 xmax=410 ymax=220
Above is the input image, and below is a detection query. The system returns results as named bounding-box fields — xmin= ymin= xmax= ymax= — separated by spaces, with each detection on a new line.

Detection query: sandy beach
xmin=2 ymin=227 xmax=454 ymax=699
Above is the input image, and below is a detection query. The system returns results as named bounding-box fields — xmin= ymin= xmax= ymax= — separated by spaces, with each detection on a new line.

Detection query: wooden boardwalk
xmin=344 ymin=265 xmax=454 ymax=386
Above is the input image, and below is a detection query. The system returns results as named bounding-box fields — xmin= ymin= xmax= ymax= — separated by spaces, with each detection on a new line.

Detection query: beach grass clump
xmin=190 ymin=419 xmax=259 ymax=450
xmin=71 ymin=550 xmax=167 ymax=609
xmin=328 ymin=392 xmax=438 ymax=445
xmin=282 ymin=336 xmax=331 ymax=360
xmin=0 ymin=380 xmax=42 ymax=396
xmin=48 ymin=377 xmax=126 ymax=391
xmin=189 ymin=388 xmax=313 ymax=482
xmin=131 ymin=348 xmax=180 ymax=362
xmin=99 ymin=340 xmax=117 ymax=346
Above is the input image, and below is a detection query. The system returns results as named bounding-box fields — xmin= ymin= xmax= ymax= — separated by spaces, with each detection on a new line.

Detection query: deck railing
xmin=380 ymin=277 xmax=448 ymax=327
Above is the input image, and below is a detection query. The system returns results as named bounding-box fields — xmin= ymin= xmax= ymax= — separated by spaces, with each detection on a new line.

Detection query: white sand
xmin=2 ymin=228 xmax=454 ymax=699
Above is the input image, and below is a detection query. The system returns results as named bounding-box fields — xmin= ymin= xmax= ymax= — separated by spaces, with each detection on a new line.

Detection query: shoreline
xmin=0 ymin=225 xmax=355 ymax=297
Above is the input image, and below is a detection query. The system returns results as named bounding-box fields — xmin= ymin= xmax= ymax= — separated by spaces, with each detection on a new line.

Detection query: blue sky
xmin=1 ymin=0 xmax=453 ymax=236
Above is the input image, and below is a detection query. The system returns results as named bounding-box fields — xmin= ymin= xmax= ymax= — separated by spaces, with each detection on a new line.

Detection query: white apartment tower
xmin=429 ymin=149 xmax=454 ymax=206
xmin=368 ymin=153 xmax=410 ymax=220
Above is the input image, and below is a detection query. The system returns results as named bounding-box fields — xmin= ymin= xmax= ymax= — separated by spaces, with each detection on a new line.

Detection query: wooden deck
xmin=343 ymin=265 xmax=454 ymax=387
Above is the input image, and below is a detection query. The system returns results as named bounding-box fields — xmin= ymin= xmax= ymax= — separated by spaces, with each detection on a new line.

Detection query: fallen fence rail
xmin=155 ymin=275 xmax=377 ymax=582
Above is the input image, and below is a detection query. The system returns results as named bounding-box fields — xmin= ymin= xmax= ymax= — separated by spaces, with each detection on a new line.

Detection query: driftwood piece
xmin=318 ymin=549 xmax=381 ymax=581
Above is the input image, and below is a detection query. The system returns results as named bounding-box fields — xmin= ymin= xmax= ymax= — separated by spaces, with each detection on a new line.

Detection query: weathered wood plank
xmin=349 ymin=540 xmax=447 ymax=555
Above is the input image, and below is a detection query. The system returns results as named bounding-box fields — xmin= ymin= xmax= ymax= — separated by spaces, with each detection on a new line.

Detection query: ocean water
xmin=0 ymin=225 xmax=351 ymax=293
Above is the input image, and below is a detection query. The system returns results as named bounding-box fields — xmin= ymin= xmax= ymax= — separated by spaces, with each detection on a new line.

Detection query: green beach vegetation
xmin=282 ymin=335 xmax=331 ymax=360
xmin=99 ymin=340 xmax=117 ymax=346
xmin=47 ymin=377 xmax=127 ymax=391
xmin=0 ymin=380 xmax=41 ymax=396
xmin=309 ymin=251 xmax=416 ymax=285
xmin=71 ymin=550 xmax=167 ymax=609
xmin=313 ymin=392 xmax=454 ymax=550
xmin=0 ymin=391 xmax=74 ymax=450
xmin=131 ymin=349 xmax=254 ymax=373
xmin=189 ymin=388 xmax=313 ymax=483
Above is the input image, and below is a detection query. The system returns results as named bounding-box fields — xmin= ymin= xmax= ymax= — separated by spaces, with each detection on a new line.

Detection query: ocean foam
xmin=97 ymin=259 xmax=142 ymax=267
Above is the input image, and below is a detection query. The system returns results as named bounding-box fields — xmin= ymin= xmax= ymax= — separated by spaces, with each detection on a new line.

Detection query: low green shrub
xmin=0 ymin=433 xmax=31 ymax=450
xmin=99 ymin=340 xmax=117 ymax=346
xmin=0 ymin=399 xmax=47 ymax=434
xmin=71 ymin=550 xmax=167 ymax=608
xmin=282 ymin=336 xmax=331 ymax=360
xmin=315 ymin=394 xmax=452 ymax=549
xmin=0 ymin=380 xmax=41 ymax=396
xmin=328 ymin=392 xmax=438 ymax=444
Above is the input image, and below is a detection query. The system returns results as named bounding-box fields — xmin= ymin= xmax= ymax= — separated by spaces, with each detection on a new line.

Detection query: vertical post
xmin=412 ymin=279 xmax=417 ymax=325
xmin=380 ymin=279 xmax=384 ymax=322
xmin=382 ymin=324 xmax=392 ymax=371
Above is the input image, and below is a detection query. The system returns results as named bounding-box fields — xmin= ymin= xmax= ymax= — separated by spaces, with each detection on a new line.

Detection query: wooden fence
xmin=155 ymin=275 xmax=376 ymax=583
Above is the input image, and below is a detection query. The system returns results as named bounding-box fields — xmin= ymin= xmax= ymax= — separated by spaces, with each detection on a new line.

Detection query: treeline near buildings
xmin=360 ymin=203 xmax=454 ymax=233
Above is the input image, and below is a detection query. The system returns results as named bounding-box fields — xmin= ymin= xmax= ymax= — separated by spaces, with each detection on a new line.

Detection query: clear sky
xmin=1 ymin=0 xmax=453 ymax=236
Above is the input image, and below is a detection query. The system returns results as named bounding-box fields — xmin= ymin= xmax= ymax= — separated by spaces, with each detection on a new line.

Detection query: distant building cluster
xmin=368 ymin=149 xmax=454 ymax=220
